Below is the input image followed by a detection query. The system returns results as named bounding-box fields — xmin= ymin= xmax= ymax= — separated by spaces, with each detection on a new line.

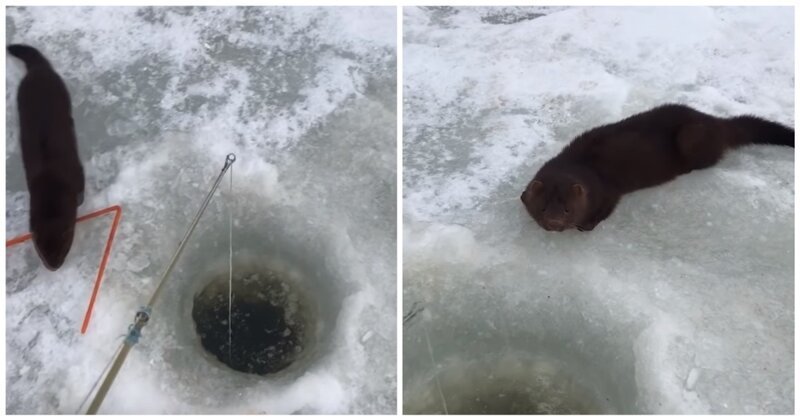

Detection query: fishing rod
xmin=85 ymin=153 xmax=236 ymax=415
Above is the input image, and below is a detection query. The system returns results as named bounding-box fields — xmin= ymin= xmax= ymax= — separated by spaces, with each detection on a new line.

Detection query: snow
xmin=403 ymin=6 xmax=793 ymax=414
xmin=6 ymin=6 xmax=396 ymax=414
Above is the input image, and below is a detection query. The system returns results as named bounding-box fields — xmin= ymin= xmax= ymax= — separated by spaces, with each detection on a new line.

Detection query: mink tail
xmin=7 ymin=44 xmax=51 ymax=70
xmin=727 ymin=115 xmax=794 ymax=148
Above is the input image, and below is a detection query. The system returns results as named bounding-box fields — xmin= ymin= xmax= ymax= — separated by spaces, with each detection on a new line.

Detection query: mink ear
xmin=572 ymin=183 xmax=586 ymax=196
xmin=530 ymin=180 xmax=543 ymax=192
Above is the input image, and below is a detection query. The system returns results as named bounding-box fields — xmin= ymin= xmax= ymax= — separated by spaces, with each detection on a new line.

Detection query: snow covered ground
xmin=403 ymin=6 xmax=793 ymax=414
xmin=6 ymin=7 xmax=396 ymax=414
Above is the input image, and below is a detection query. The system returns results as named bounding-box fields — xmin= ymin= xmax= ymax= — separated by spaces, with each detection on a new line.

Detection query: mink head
xmin=29 ymin=179 xmax=79 ymax=270
xmin=520 ymin=177 xmax=591 ymax=232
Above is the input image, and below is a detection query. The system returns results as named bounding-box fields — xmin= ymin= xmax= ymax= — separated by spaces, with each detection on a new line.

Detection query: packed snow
xmin=403 ymin=6 xmax=793 ymax=414
xmin=6 ymin=6 xmax=396 ymax=414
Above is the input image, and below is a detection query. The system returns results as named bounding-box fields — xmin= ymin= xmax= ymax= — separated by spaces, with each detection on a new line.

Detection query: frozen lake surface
xmin=403 ymin=6 xmax=793 ymax=414
xmin=6 ymin=6 xmax=396 ymax=414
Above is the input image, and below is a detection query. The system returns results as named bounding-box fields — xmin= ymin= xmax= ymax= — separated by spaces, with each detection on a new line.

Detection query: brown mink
xmin=521 ymin=104 xmax=793 ymax=232
xmin=8 ymin=44 xmax=85 ymax=269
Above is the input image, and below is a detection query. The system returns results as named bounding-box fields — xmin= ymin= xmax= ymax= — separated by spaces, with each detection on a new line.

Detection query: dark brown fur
xmin=9 ymin=44 xmax=84 ymax=270
xmin=521 ymin=104 xmax=794 ymax=232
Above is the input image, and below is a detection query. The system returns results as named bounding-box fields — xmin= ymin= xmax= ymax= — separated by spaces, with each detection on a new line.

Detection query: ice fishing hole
xmin=407 ymin=378 xmax=607 ymax=414
xmin=192 ymin=269 xmax=311 ymax=375
xmin=404 ymin=351 xmax=635 ymax=414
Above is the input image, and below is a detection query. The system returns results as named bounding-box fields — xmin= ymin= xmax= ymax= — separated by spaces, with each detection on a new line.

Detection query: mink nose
xmin=544 ymin=218 xmax=566 ymax=231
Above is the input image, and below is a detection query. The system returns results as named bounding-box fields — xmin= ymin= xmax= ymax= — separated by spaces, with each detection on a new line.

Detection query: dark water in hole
xmin=429 ymin=389 xmax=597 ymax=414
xmin=406 ymin=385 xmax=603 ymax=415
xmin=192 ymin=271 xmax=307 ymax=375
xmin=404 ymin=352 xmax=617 ymax=414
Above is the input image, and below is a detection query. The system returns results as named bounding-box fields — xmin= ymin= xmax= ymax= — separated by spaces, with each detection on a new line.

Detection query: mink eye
xmin=564 ymin=208 xmax=570 ymax=214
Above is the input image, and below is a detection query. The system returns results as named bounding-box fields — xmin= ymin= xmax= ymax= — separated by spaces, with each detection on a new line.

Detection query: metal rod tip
xmin=226 ymin=153 xmax=236 ymax=164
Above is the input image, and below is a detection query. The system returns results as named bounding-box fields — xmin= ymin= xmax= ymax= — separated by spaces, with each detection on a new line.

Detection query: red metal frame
xmin=6 ymin=205 xmax=123 ymax=334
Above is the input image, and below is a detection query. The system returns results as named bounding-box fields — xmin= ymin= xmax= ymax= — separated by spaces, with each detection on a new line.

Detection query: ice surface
xmin=403 ymin=6 xmax=793 ymax=414
xmin=6 ymin=6 xmax=395 ymax=414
